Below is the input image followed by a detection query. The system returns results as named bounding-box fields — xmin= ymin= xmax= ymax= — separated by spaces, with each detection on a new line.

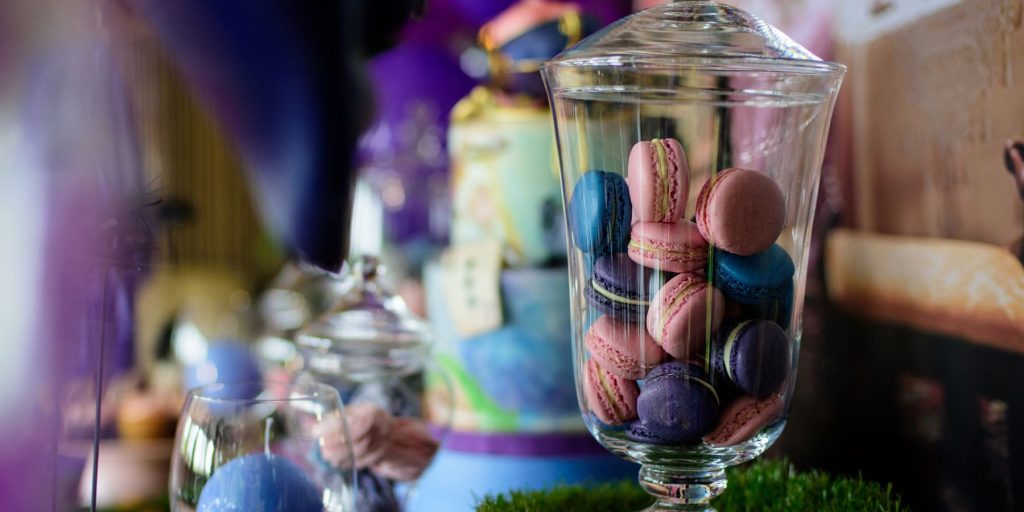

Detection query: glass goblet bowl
xmin=169 ymin=380 xmax=356 ymax=512
xmin=542 ymin=2 xmax=844 ymax=510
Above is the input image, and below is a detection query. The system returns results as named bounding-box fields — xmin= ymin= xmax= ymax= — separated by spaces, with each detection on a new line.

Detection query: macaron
xmin=628 ymin=220 xmax=709 ymax=273
xmin=712 ymin=244 xmax=795 ymax=307
xmin=585 ymin=253 xmax=657 ymax=322
xmin=625 ymin=419 xmax=673 ymax=445
xmin=703 ymin=394 xmax=784 ymax=447
xmin=370 ymin=418 xmax=440 ymax=482
xmin=568 ymin=170 xmax=632 ymax=254
xmin=646 ymin=272 xmax=726 ymax=359
xmin=735 ymin=282 xmax=793 ymax=329
xmin=627 ymin=138 xmax=688 ymax=222
xmin=585 ymin=315 xmax=665 ymax=380
xmin=695 ymin=168 xmax=786 ymax=256
xmin=712 ymin=319 xmax=791 ymax=398
xmin=583 ymin=358 xmax=640 ymax=426
xmin=634 ymin=362 xmax=719 ymax=444
xmin=318 ymin=403 xmax=394 ymax=469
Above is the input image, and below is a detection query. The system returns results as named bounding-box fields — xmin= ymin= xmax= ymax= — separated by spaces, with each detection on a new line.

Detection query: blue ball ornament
xmin=197 ymin=454 xmax=322 ymax=512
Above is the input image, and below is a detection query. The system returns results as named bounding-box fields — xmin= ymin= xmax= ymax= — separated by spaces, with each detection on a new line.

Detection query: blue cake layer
xmin=425 ymin=263 xmax=583 ymax=432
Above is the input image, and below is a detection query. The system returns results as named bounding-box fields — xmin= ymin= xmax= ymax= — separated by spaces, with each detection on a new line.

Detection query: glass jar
xmin=541 ymin=2 xmax=844 ymax=510
xmin=295 ymin=256 xmax=445 ymax=511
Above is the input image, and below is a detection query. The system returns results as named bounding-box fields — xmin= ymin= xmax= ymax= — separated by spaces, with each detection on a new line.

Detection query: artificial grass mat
xmin=475 ymin=458 xmax=909 ymax=511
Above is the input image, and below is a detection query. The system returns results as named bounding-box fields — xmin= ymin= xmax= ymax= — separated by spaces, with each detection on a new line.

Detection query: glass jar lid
xmin=544 ymin=0 xmax=844 ymax=75
xmin=295 ymin=256 xmax=432 ymax=381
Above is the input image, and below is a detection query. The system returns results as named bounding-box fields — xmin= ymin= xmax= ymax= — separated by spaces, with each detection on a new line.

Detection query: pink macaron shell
xmin=646 ymin=273 xmax=726 ymax=359
xmin=626 ymin=138 xmax=688 ymax=223
xmin=585 ymin=315 xmax=665 ymax=380
xmin=627 ymin=220 xmax=709 ymax=273
xmin=583 ymin=358 xmax=639 ymax=426
xmin=703 ymin=394 xmax=784 ymax=446
xmin=695 ymin=168 xmax=785 ymax=256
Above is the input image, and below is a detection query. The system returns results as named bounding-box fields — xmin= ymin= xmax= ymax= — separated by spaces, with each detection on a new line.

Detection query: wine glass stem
xmin=638 ymin=465 xmax=727 ymax=511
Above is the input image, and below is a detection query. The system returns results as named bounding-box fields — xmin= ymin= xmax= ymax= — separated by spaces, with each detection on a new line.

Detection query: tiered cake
xmin=413 ymin=2 xmax=634 ymax=510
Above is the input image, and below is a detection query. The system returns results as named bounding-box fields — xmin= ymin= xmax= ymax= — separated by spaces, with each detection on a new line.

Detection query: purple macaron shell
xmin=713 ymin=319 xmax=790 ymax=398
xmin=585 ymin=253 xmax=657 ymax=323
xmin=636 ymin=362 xmax=720 ymax=444
xmin=625 ymin=420 xmax=673 ymax=445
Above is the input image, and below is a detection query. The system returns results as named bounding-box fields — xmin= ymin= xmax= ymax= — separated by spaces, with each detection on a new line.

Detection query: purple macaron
xmin=625 ymin=420 xmax=673 ymax=445
xmin=712 ymin=319 xmax=791 ymax=398
xmin=585 ymin=253 xmax=666 ymax=323
xmin=631 ymin=362 xmax=720 ymax=445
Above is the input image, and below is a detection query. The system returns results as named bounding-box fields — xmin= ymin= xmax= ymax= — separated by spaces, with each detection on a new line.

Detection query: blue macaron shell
xmin=713 ymin=319 xmax=791 ymax=398
xmin=738 ymin=279 xmax=793 ymax=329
xmin=713 ymin=244 xmax=795 ymax=305
xmin=568 ymin=170 xmax=632 ymax=255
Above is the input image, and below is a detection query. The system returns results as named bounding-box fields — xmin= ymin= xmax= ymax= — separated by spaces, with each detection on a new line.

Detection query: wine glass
xmin=542 ymin=2 xmax=844 ymax=510
xmin=169 ymin=381 xmax=356 ymax=511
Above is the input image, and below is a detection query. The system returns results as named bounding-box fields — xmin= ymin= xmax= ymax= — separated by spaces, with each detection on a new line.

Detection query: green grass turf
xmin=475 ymin=458 xmax=909 ymax=511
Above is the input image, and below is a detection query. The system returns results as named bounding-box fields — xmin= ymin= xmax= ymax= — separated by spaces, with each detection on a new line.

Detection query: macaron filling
xmin=628 ymin=239 xmax=706 ymax=263
xmin=645 ymin=365 xmax=720 ymax=405
xmin=685 ymin=374 xmax=720 ymax=405
xmin=594 ymin=364 xmax=626 ymax=420
xmin=655 ymin=280 xmax=704 ymax=339
xmin=722 ymin=320 xmax=754 ymax=383
xmin=592 ymin=278 xmax=650 ymax=306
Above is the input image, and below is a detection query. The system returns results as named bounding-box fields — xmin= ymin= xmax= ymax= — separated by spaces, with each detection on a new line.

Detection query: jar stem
xmin=638 ymin=465 xmax=727 ymax=511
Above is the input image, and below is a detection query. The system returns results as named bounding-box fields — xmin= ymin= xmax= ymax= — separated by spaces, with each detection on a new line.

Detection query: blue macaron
xmin=712 ymin=319 xmax=791 ymax=398
xmin=735 ymin=280 xmax=793 ymax=329
xmin=713 ymin=244 xmax=794 ymax=308
xmin=568 ymin=170 xmax=632 ymax=255
xmin=584 ymin=253 xmax=662 ymax=322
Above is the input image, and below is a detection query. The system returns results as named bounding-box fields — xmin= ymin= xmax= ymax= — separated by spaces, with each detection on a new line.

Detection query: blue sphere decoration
xmin=184 ymin=340 xmax=263 ymax=400
xmin=197 ymin=454 xmax=322 ymax=512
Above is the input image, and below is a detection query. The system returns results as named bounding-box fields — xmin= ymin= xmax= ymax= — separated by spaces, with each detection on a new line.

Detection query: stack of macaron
xmin=571 ymin=137 xmax=795 ymax=447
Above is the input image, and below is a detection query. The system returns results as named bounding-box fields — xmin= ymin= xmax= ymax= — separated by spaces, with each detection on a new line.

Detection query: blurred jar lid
xmin=295 ymin=256 xmax=432 ymax=382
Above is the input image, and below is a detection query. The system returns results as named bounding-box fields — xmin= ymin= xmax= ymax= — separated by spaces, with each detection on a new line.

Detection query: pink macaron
xmin=583 ymin=358 xmax=639 ymax=426
xmin=695 ymin=168 xmax=786 ymax=256
xmin=371 ymin=418 xmax=440 ymax=482
xmin=585 ymin=315 xmax=665 ymax=380
xmin=318 ymin=403 xmax=393 ymax=469
xmin=627 ymin=138 xmax=689 ymax=222
xmin=703 ymin=394 xmax=783 ymax=447
xmin=646 ymin=272 xmax=726 ymax=359
xmin=628 ymin=220 xmax=709 ymax=273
